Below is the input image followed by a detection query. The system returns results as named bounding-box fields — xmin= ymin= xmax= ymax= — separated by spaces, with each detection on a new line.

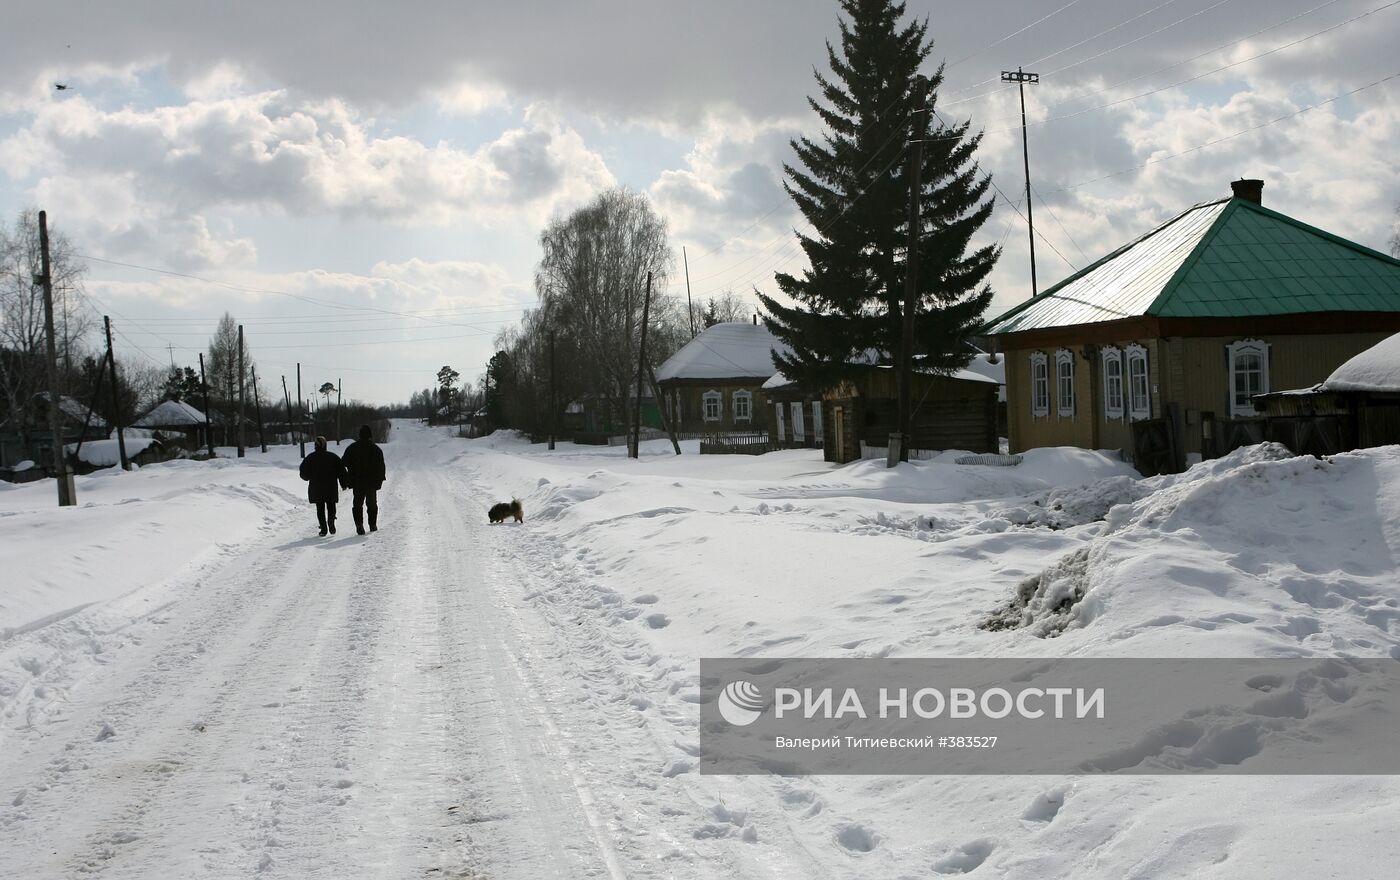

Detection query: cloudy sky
xmin=3 ymin=0 xmax=1398 ymax=404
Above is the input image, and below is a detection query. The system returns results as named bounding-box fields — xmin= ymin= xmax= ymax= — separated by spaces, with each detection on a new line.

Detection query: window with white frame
xmin=1055 ymin=349 xmax=1076 ymax=417
xmin=790 ymin=401 xmax=805 ymax=441
xmin=775 ymin=401 xmax=786 ymax=439
xmin=810 ymin=400 xmax=823 ymax=441
xmin=732 ymin=390 xmax=752 ymax=421
xmin=1125 ymin=344 xmax=1151 ymax=421
xmin=702 ymin=390 xmax=722 ymax=421
xmin=1101 ymin=345 xmax=1124 ymax=420
xmin=672 ymin=391 xmax=683 ymax=426
xmin=1227 ymin=339 xmax=1269 ymax=417
xmin=1030 ymin=352 xmax=1049 ymax=417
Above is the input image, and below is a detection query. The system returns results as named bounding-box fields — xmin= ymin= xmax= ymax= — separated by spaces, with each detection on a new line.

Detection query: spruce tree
xmin=758 ymin=0 xmax=998 ymax=388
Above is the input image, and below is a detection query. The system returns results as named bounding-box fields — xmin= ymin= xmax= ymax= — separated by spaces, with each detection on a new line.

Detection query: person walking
xmin=299 ymin=436 xmax=347 ymax=536
xmin=341 ymin=423 xmax=386 ymax=535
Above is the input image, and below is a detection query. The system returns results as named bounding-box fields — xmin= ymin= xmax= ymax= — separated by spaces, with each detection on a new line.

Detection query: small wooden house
xmin=655 ymin=321 xmax=788 ymax=435
xmin=820 ymin=365 xmax=1000 ymax=464
xmin=1253 ymin=331 xmax=1400 ymax=454
xmin=981 ymin=180 xmax=1400 ymax=473
xmin=133 ymin=399 xmax=210 ymax=452
xmin=0 ymin=393 xmax=108 ymax=471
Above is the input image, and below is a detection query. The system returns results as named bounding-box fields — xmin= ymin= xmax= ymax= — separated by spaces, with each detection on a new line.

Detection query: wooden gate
xmin=1131 ymin=418 xmax=1177 ymax=477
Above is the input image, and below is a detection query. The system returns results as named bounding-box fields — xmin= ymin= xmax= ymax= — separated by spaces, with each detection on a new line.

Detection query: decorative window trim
xmin=702 ymin=389 xmax=722 ymax=422
xmin=790 ymin=401 xmax=805 ymax=440
xmin=1226 ymin=338 xmax=1270 ymax=417
xmin=1101 ymin=345 xmax=1124 ymax=420
xmin=1055 ymin=348 xmax=1076 ymax=418
xmin=810 ymin=399 xmax=823 ymax=441
xmin=775 ymin=401 xmax=786 ymax=438
xmin=732 ymin=389 xmax=752 ymax=422
xmin=1029 ymin=352 xmax=1049 ymax=417
xmin=1125 ymin=343 xmax=1150 ymax=421
xmin=672 ymin=390 xmax=683 ymax=426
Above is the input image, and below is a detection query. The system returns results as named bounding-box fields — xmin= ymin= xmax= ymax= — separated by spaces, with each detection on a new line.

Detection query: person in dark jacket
xmin=341 ymin=423 xmax=386 ymax=535
xmin=299 ymin=436 xmax=347 ymax=536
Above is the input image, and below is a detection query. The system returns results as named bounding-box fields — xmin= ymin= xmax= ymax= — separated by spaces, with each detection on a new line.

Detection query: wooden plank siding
xmin=655 ymin=379 xmax=772 ymax=435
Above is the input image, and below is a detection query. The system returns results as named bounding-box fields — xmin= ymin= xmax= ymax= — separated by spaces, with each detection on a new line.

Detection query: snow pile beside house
xmin=989 ymin=443 xmax=1400 ymax=652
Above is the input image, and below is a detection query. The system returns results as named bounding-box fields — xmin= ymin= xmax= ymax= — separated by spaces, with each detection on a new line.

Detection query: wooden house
xmin=133 ymin=399 xmax=210 ymax=452
xmin=981 ymin=180 xmax=1400 ymax=473
xmin=655 ymin=321 xmax=788 ymax=435
xmin=818 ymin=364 xmax=1000 ymax=464
xmin=0 ymin=393 xmax=108 ymax=471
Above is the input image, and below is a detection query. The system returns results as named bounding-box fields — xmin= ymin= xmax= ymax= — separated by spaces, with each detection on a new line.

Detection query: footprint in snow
xmin=645 ymin=613 xmax=670 ymax=629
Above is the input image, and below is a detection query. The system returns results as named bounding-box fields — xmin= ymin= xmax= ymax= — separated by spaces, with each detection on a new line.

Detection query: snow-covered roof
xmin=960 ymin=352 xmax=1006 ymax=385
xmin=1321 ymin=332 xmax=1400 ymax=393
xmin=134 ymin=399 xmax=207 ymax=427
xmin=656 ymin=322 xmax=789 ymax=382
xmin=37 ymin=392 xmax=107 ymax=428
xmin=761 ymin=371 xmax=792 ymax=390
xmin=66 ymin=437 xmax=157 ymax=467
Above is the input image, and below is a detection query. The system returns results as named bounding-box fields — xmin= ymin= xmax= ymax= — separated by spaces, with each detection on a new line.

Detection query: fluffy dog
xmin=488 ymin=499 xmax=524 ymax=524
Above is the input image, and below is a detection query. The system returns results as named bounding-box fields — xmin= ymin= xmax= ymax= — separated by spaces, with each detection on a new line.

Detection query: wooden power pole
xmin=38 ymin=211 xmax=75 ymax=505
xmin=236 ymin=324 xmax=246 ymax=458
xmin=548 ymin=330 xmax=556 ymax=451
xmin=631 ymin=272 xmax=653 ymax=459
xmin=683 ymin=246 xmax=696 ymax=338
xmin=335 ymin=379 xmax=342 ymax=445
xmin=893 ymin=74 xmax=930 ymax=468
xmin=251 ymin=367 xmax=267 ymax=452
xmin=198 ymin=352 xmax=214 ymax=457
xmin=103 ymin=316 xmax=130 ymax=470
xmin=295 ymin=362 xmax=305 ymax=457
xmin=281 ymin=375 xmax=294 ymax=447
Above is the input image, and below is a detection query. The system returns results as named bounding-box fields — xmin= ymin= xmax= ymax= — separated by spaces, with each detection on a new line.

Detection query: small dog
xmin=488 ymin=499 xmax=524 ymax=524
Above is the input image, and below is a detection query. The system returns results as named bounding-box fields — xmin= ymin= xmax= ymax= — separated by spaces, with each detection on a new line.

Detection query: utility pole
xmin=103 ymin=316 xmax=130 ymax=470
xmin=199 ymin=352 xmax=214 ymax=457
xmin=683 ymin=246 xmax=696 ymax=338
xmin=295 ymin=363 xmax=305 ymax=457
xmin=548 ymin=330 xmax=557 ymax=451
xmin=251 ymin=368 xmax=267 ymax=453
xmin=1001 ymin=66 xmax=1040 ymax=299
xmin=632 ymin=272 xmax=653 ymax=459
xmin=38 ymin=212 xmax=75 ymax=506
xmin=335 ymin=379 xmax=342 ymax=446
xmin=281 ymin=375 xmax=294 ymax=447
xmin=645 ymin=358 xmax=681 ymax=455
xmin=892 ymin=74 xmax=930 ymax=468
xmin=236 ymin=324 xmax=246 ymax=458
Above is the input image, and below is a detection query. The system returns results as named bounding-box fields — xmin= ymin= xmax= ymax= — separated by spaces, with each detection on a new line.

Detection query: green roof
xmin=983 ymin=197 xmax=1400 ymax=334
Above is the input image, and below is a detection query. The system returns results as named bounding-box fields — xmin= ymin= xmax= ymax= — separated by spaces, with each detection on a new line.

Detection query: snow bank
xmin=989 ymin=443 xmax=1400 ymax=652
xmin=0 ymin=444 xmax=305 ymax=638
xmin=454 ymin=432 xmax=1400 ymax=875
xmin=1323 ymin=331 xmax=1400 ymax=393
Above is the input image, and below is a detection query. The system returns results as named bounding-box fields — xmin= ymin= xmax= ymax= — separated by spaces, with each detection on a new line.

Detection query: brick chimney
xmin=1230 ymin=178 xmax=1264 ymax=204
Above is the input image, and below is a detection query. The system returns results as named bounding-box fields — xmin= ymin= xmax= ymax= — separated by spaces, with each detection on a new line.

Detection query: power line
xmin=946 ymin=0 xmax=1087 ymax=68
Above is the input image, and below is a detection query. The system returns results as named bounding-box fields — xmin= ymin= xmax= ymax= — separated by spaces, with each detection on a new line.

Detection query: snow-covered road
xmin=7 ymin=421 xmax=1400 ymax=878
xmin=0 ymin=423 xmax=702 ymax=878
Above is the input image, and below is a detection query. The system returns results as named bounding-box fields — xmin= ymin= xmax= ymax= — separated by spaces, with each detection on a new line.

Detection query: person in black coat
xmin=299 ymin=436 xmax=347 ymax=536
xmin=341 ymin=424 xmax=386 ymax=535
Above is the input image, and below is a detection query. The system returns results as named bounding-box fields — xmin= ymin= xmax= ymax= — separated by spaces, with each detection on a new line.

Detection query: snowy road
xmin=0 ymin=423 xmax=764 ymax=879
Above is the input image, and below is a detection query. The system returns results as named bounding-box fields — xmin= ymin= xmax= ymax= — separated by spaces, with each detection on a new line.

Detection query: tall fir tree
xmin=758 ymin=0 xmax=998 ymax=388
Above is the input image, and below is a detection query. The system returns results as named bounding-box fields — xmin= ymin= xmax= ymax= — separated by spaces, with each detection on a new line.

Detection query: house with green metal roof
xmin=981 ymin=179 xmax=1400 ymax=472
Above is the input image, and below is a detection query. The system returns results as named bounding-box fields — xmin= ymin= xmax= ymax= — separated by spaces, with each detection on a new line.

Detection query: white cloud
xmin=0 ymin=91 xmax=616 ymax=268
